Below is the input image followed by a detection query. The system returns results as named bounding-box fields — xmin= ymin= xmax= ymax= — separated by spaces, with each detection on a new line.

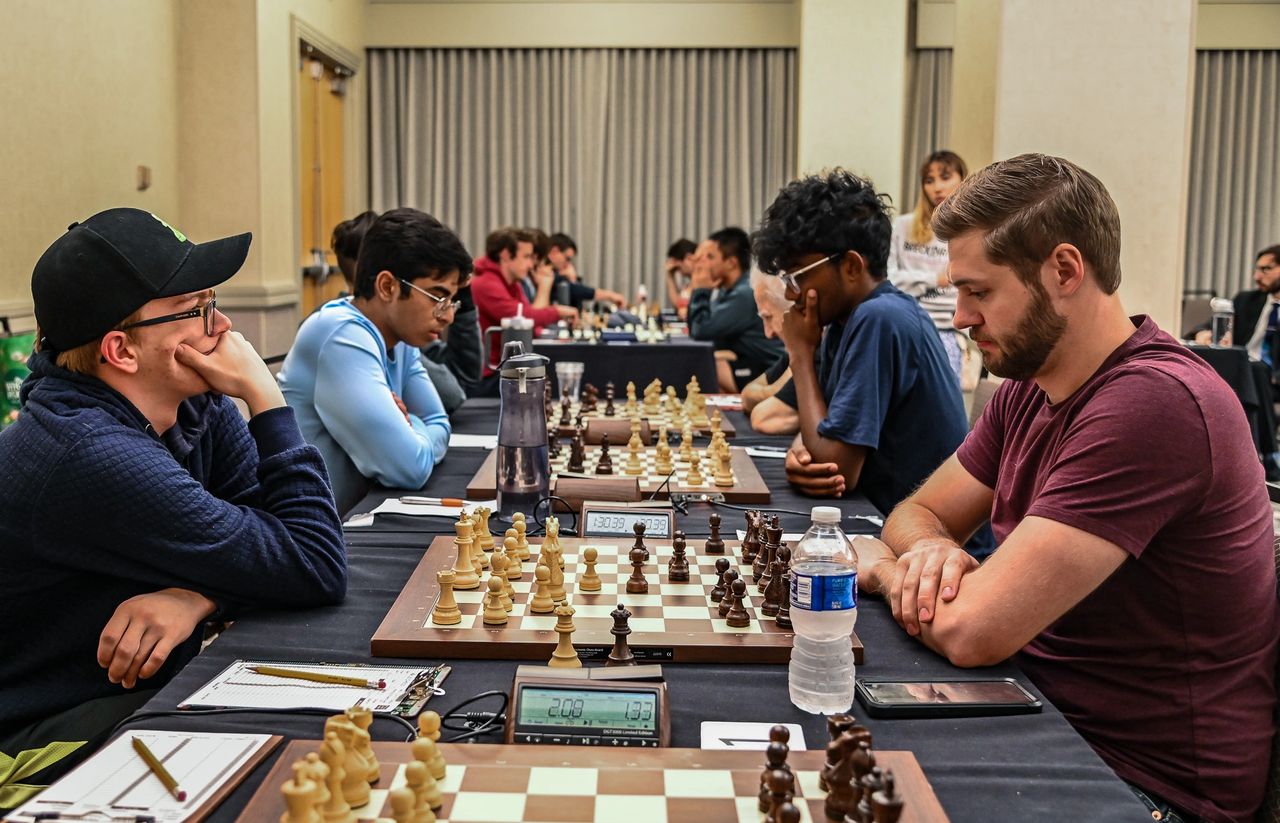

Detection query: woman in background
xmin=888 ymin=150 xmax=969 ymax=383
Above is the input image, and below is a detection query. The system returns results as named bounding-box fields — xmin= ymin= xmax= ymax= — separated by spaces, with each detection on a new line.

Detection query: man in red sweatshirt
xmin=473 ymin=227 xmax=579 ymax=374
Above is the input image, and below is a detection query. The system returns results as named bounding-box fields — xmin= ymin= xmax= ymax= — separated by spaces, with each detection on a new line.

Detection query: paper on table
xmin=736 ymin=530 xmax=806 ymax=543
xmin=700 ymin=721 xmax=807 ymax=750
xmin=745 ymin=446 xmax=788 ymax=459
xmin=704 ymin=393 xmax=743 ymax=410
xmin=179 ymin=660 xmax=439 ymax=713
xmin=7 ymin=730 xmax=273 ymax=823
xmin=369 ymin=497 xmax=497 ymax=518
xmin=448 ymin=433 xmax=498 ymax=449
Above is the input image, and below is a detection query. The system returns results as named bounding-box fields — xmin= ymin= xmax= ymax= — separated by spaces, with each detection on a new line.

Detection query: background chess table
xmin=551 ymin=400 xmax=738 ymax=439
xmin=372 ymin=537 xmax=862 ymax=664
xmin=466 ymin=446 xmax=771 ymax=504
xmin=238 ymin=740 xmax=948 ymax=823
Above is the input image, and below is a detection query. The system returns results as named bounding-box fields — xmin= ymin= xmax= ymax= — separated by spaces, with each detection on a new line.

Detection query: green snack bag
xmin=1 ymin=331 xmax=35 ymax=429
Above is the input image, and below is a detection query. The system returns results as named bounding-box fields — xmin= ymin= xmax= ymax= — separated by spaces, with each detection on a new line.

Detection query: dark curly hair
xmin=752 ymin=169 xmax=893 ymax=280
xmin=353 ymin=208 xmax=474 ymax=299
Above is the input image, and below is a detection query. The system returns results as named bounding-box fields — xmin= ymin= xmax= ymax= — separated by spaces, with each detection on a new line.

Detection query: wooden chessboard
xmin=551 ymin=400 xmax=737 ymax=438
xmin=371 ymin=536 xmax=862 ymax=665
xmin=465 ymin=446 xmax=770 ymax=504
xmin=237 ymin=740 xmax=949 ymax=822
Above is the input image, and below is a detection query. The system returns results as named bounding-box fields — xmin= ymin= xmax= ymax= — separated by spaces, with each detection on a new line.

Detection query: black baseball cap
xmin=32 ymin=208 xmax=252 ymax=351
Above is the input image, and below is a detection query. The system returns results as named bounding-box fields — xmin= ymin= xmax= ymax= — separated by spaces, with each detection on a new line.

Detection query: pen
xmin=400 ymin=496 xmax=465 ymax=507
xmin=248 ymin=665 xmax=386 ymax=689
xmin=131 ymin=737 xmax=186 ymax=802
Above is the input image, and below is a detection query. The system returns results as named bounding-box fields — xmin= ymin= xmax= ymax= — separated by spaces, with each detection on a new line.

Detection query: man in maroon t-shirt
xmin=852 ymin=154 xmax=1279 ymax=822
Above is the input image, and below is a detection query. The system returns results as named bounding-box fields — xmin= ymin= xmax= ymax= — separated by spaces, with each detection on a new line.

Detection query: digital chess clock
xmin=580 ymin=501 xmax=674 ymax=539
xmin=506 ymin=666 xmax=670 ymax=747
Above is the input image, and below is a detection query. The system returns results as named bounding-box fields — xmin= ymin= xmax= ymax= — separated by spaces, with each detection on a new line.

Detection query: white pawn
xmin=503 ymin=531 xmax=523 ymax=580
xmin=578 ymin=547 xmax=602 ymax=592
xmin=403 ymin=760 xmax=439 ymax=821
xmin=489 ymin=553 xmax=513 ymax=612
xmin=529 ymin=564 xmax=555 ymax=614
xmin=388 ymin=787 xmax=415 ymax=823
xmin=411 ymin=735 xmax=447 ymax=782
xmin=686 ymin=450 xmax=705 ymax=486
xmin=513 ymin=514 xmax=531 ymax=560
xmin=482 ymin=576 xmax=508 ymax=625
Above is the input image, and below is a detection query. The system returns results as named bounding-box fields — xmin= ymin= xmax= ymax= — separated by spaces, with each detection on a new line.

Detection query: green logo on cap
xmin=150 ymin=213 xmax=187 ymax=243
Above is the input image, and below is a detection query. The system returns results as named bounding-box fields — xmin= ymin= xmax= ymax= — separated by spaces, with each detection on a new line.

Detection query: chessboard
xmin=371 ymin=535 xmax=862 ymax=664
xmin=551 ymin=399 xmax=737 ymax=439
xmin=237 ymin=740 xmax=949 ymax=823
xmin=465 ymin=445 xmax=770 ymax=504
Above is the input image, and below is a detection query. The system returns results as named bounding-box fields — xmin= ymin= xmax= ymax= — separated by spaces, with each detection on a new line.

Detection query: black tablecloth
xmin=533 ymin=339 xmax=717 ymax=397
xmin=1188 ymin=343 xmax=1278 ymax=456
xmin=117 ymin=399 xmax=1147 ymax=821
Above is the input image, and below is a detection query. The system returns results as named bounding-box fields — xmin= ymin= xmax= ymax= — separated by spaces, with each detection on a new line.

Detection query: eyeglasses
xmin=120 ymin=293 xmax=219 ymax=336
xmin=399 ymin=278 xmax=460 ymax=319
xmin=778 ymin=253 xmax=842 ymax=294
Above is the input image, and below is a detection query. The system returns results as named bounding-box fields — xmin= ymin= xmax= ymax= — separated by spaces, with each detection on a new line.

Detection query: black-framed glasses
xmin=398 ymin=278 xmax=460 ymax=319
xmin=778 ymin=252 xmax=842 ymax=293
xmin=119 ymin=293 xmax=218 ymax=336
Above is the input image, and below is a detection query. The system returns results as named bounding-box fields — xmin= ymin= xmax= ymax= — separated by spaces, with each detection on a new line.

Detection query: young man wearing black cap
xmin=0 ymin=209 xmax=348 ymax=791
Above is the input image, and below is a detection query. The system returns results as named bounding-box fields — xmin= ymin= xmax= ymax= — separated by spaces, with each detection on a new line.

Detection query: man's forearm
xmin=790 ymin=354 xmax=835 ymax=460
xmin=881 ymin=500 xmax=958 ymax=557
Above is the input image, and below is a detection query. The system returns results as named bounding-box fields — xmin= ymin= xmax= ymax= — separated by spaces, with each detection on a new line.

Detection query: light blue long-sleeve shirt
xmin=279 ymin=298 xmax=451 ymax=514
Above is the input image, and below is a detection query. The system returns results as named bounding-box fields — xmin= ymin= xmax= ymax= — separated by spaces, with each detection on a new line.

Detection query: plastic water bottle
xmin=1209 ymin=297 xmax=1234 ymax=348
xmin=788 ymin=506 xmax=858 ymax=714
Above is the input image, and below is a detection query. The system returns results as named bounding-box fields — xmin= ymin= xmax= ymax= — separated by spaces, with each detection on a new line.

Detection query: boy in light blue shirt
xmin=280 ymin=209 xmax=473 ymax=513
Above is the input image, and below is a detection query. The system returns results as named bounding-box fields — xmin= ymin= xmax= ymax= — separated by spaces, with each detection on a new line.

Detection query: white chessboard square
xmin=511 ymin=581 xmax=534 ymax=593
xmin=660 ymin=584 xmax=708 ymax=597
xmin=526 ymin=766 xmax=598 ymax=795
xmin=625 ymin=595 xmax=665 ymax=607
xmin=454 ymin=590 xmax=484 ymax=603
xmin=571 ymin=604 xmax=618 ymax=618
xmin=658 ymin=606 xmax=714 ymax=620
xmin=592 ymin=794 xmax=667 ymax=823
xmin=795 ymin=769 xmax=824 ymax=800
xmin=710 ymin=620 xmax=765 ymax=634
xmin=447 ymin=790 xmax=527 ymax=822
xmin=628 ymin=617 xmax=667 ymax=633
xmin=518 ymin=616 xmax=559 ymax=631
xmin=438 ymin=764 xmax=467 ymax=793
xmin=662 ymin=768 xmax=737 ymax=798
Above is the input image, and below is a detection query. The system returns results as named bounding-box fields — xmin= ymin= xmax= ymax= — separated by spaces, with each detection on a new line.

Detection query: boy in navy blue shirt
xmin=753 ymin=170 xmax=992 ymax=558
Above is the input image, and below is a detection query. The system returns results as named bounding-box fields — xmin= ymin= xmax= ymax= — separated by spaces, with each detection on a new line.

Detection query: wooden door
xmin=299 ymin=55 xmax=349 ymax=315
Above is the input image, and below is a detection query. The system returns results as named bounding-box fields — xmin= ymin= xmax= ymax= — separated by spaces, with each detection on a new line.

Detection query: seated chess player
xmin=687 ymin=228 xmax=785 ymax=391
xmin=753 ymin=170 xmax=993 ymax=559
xmin=664 ymin=237 xmax=697 ymax=319
xmin=744 ymin=269 xmax=798 ymax=435
xmin=853 ymin=154 xmax=1278 ymax=822
xmin=0 ymin=209 xmax=347 ymax=793
xmin=279 ymin=208 xmax=468 ymax=515
xmin=547 ymin=233 xmax=625 ymax=308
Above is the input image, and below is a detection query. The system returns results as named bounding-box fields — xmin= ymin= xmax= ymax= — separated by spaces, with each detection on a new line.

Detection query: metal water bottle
xmin=495 ymin=341 xmax=551 ymax=523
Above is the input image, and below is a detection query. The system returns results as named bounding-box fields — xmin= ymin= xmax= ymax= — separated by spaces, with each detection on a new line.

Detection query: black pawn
xmin=775 ymin=802 xmax=801 ymax=823
xmin=603 ymin=382 xmax=616 ymax=416
xmin=718 ymin=569 xmax=739 ymax=617
xmin=568 ymin=432 xmax=586 ymax=473
xmin=632 ymin=522 xmax=649 ymax=560
xmin=668 ymin=531 xmax=689 ymax=582
xmin=871 ymin=770 xmax=904 ymax=823
xmin=766 ymin=769 xmax=796 ymax=821
xmin=726 ymin=578 xmax=751 ymax=628
xmin=758 ymin=742 xmax=789 ymax=812
xmin=559 ymin=397 xmax=572 ymax=427
xmin=710 ymin=557 xmax=731 ymax=602
xmin=704 ymin=512 xmax=724 ymax=554
xmin=606 ymin=604 xmax=635 ymax=666
xmin=774 ymin=545 xmax=793 ymax=629
xmin=626 ymin=545 xmax=648 ymax=594
xmin=548 ymin=427 xmax=561 ymax=460
xmin=595 ymin=433 xmax=613 ymax=475
xmin=856 ymin=766 xmax=884 ymax=823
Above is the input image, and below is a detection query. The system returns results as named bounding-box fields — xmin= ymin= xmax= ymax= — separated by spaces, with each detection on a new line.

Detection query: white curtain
xmin=1184 ymin=50 xmax=1280 ymax=297
xmin=901 ymin=49 xmax=953 ymax=211
xmin=368 ymin=48 xmax=797 ymax=299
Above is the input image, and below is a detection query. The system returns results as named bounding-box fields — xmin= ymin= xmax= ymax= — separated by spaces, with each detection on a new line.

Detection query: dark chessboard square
xmin=665 ymin=797 xmax=742 ymax=823
xmin=662 ymin=619 xmax=713 ymax=633
xmin=729 ymin=768 xmax=761 ymax=797
xmin=663 ymin=595 xmax=711 ymax=607
xmin=523 ymin=794 xmax=596 ymax=821
xmin=459 ymin=764 xmax=529 ymax=792
xmin=629 ymin=606 xmax=666 ymax=619
xmin=596 ymin=767 xmax=665 ymax=795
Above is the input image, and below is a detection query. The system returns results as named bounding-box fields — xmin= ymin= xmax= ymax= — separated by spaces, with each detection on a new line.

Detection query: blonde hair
xmin=36 ymin=307 xmax=145 ymax=376
xmin=909 ymin=151 xmax=969 ymax=246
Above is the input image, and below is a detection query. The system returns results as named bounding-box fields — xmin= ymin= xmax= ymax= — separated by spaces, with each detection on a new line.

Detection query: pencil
xmin=132 ymin=736 xmax=186 ymax=802
xmin=400 ymin=495 xmax=465 ymax=507
xmin=249 ymin=664 xmax=386 ymax=689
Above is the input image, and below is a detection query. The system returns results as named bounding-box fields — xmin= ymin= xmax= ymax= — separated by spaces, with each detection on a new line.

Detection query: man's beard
xmin=973 ymin=284 xmax=1067 ymax=381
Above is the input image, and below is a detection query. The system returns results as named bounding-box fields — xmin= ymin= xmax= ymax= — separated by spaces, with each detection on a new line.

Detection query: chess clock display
xmin=580 ymin=502 xmax=674 ymax=539
xmin=506 ymin=670 xmax=671 ymax=747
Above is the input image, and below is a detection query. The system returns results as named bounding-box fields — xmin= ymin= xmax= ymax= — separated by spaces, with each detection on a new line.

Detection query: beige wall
xmin=947 ymin=0 xmax=999 ymax=171
xmin=0 ymin=0 xmax=181 ymax=321
xmin=796 ymin=0 xmax=910 ymax=207
xmin=991 ymin=0 xmax=1196 ymax=332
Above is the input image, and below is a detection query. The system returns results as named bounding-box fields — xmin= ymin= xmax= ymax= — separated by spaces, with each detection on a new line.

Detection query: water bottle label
xmin=791 ymin=570 xmax=857 ymax=611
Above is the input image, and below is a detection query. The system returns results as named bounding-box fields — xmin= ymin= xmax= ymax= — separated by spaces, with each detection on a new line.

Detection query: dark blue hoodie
xmin=0 ymin=351 xmax=347 ymax=738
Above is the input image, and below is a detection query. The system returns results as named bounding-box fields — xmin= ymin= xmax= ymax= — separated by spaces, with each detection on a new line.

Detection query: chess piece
xmin=626 ymin=544 xmax=649 ymax=594
xmin=475 ymin=507 xmax=496 ymax=554
xmin=606 ymin=603 xmax=636 ymax=666
xmin=632 ymin=521 xmax=649 ymax=560
xmin=718 ymin=569 xmax=739 ymax=617
xmin=529 ymin=563 xmax=555 ymax=613
xmin=604 ymin=382 xmax=616 ymax=416
xmin=451 ymin=516 xmax=479 ymax=590
xmin=568 ymin=430 xmax=586 ymax=473
xmin=595 ymin=433 xmax=614 ymax=475
xmin=870 ymin=770 xmax=905 ymax=823
xmin=667 ymin=531 xmax=690 ymax=581
xmin=548 ymin=426 xmax=561 ymax=459
xmin=754 ymin=519 xmax=780 ymax=587
xmin=849 ymin=739 xmax=876 ymax=809
xmin=281 ymin=769 xmax=319 ymax=823
xmin=625 ymin=432 xmax=644 ymax=476
xmin=403 ymin=761 xmax=439 ymax=822
xmin=325 ymin=718 xmax=368 ymax=807
xmin=319 ymin=732 xmax=351 ymax=822
xmin=713 ymin=442 xmax=734 ymax=487
xmin=740 ymin=511 xmax=761 ymax=564
xmin=710 ymin=407 xmax=723 ymax=434
xmin=579 ymin=546 xmax=602 ymax=591
xmin=654 ymin=432 xmax=673 ymax=476
xmin=775 ymin=801 xmax=801 ymax=823
xmin=513 ymin=513 xmax=531 ymax=560
xmin=775 ymin=545 xmax=794 ymax=630
xmin=762 ymin=543 xmax=787 ymax=617
xmin=678 ymin=424 xmax=693 ymax=462
xmin=559 ymin=396 xmax=572 ymax=426
xmin=548 ymin=604 xmax=581 ymax=668
xmin=856 ymin=766 xmax=886 ymax=823
xmin=711 ymin=557 xmax=731 ymax=602
xmin=825 ymin=732 xmax=861 ymax=822
xmin=503 ymin=533 xmax=523 ymax=581
xmin=704 ymin=513 xmax=724 ymax=554
xmin=547 ymin=546 xmax=567 ymax=604
xmin=482 ymin=576 xmax=508 ymax=625
xmin=624 ymin=381 xmax=638 ymax=416
xmin=685 ymin=450 xmax=704 ymax=486
xmin=489 ymin=554 xmax=513 ymax=611
xmin=726 ymin=578 xmax=751 ymax=628
xmin=417 ymin=710 xmax=442 ymax=742
xmin=765 ymin=769 xmax=796 ymax=822
xmin=344 ymin=706 xmax=379 ymax=783
xmin=431 ymin=569 xmax=462 ymax=625
xmin=758 ymin=741 xmax=790 ymax=812
xmin=302 ymin=753 xmax=331 ymax=812
xmin=411 ymin=734 xmax=447 ymax=782
xmin=819 ymin=715 xmax=861 ymax=791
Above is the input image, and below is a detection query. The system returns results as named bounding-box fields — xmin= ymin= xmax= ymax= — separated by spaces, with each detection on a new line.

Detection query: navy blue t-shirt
xmin=818 ymin=281 xmax=993 ymax=557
